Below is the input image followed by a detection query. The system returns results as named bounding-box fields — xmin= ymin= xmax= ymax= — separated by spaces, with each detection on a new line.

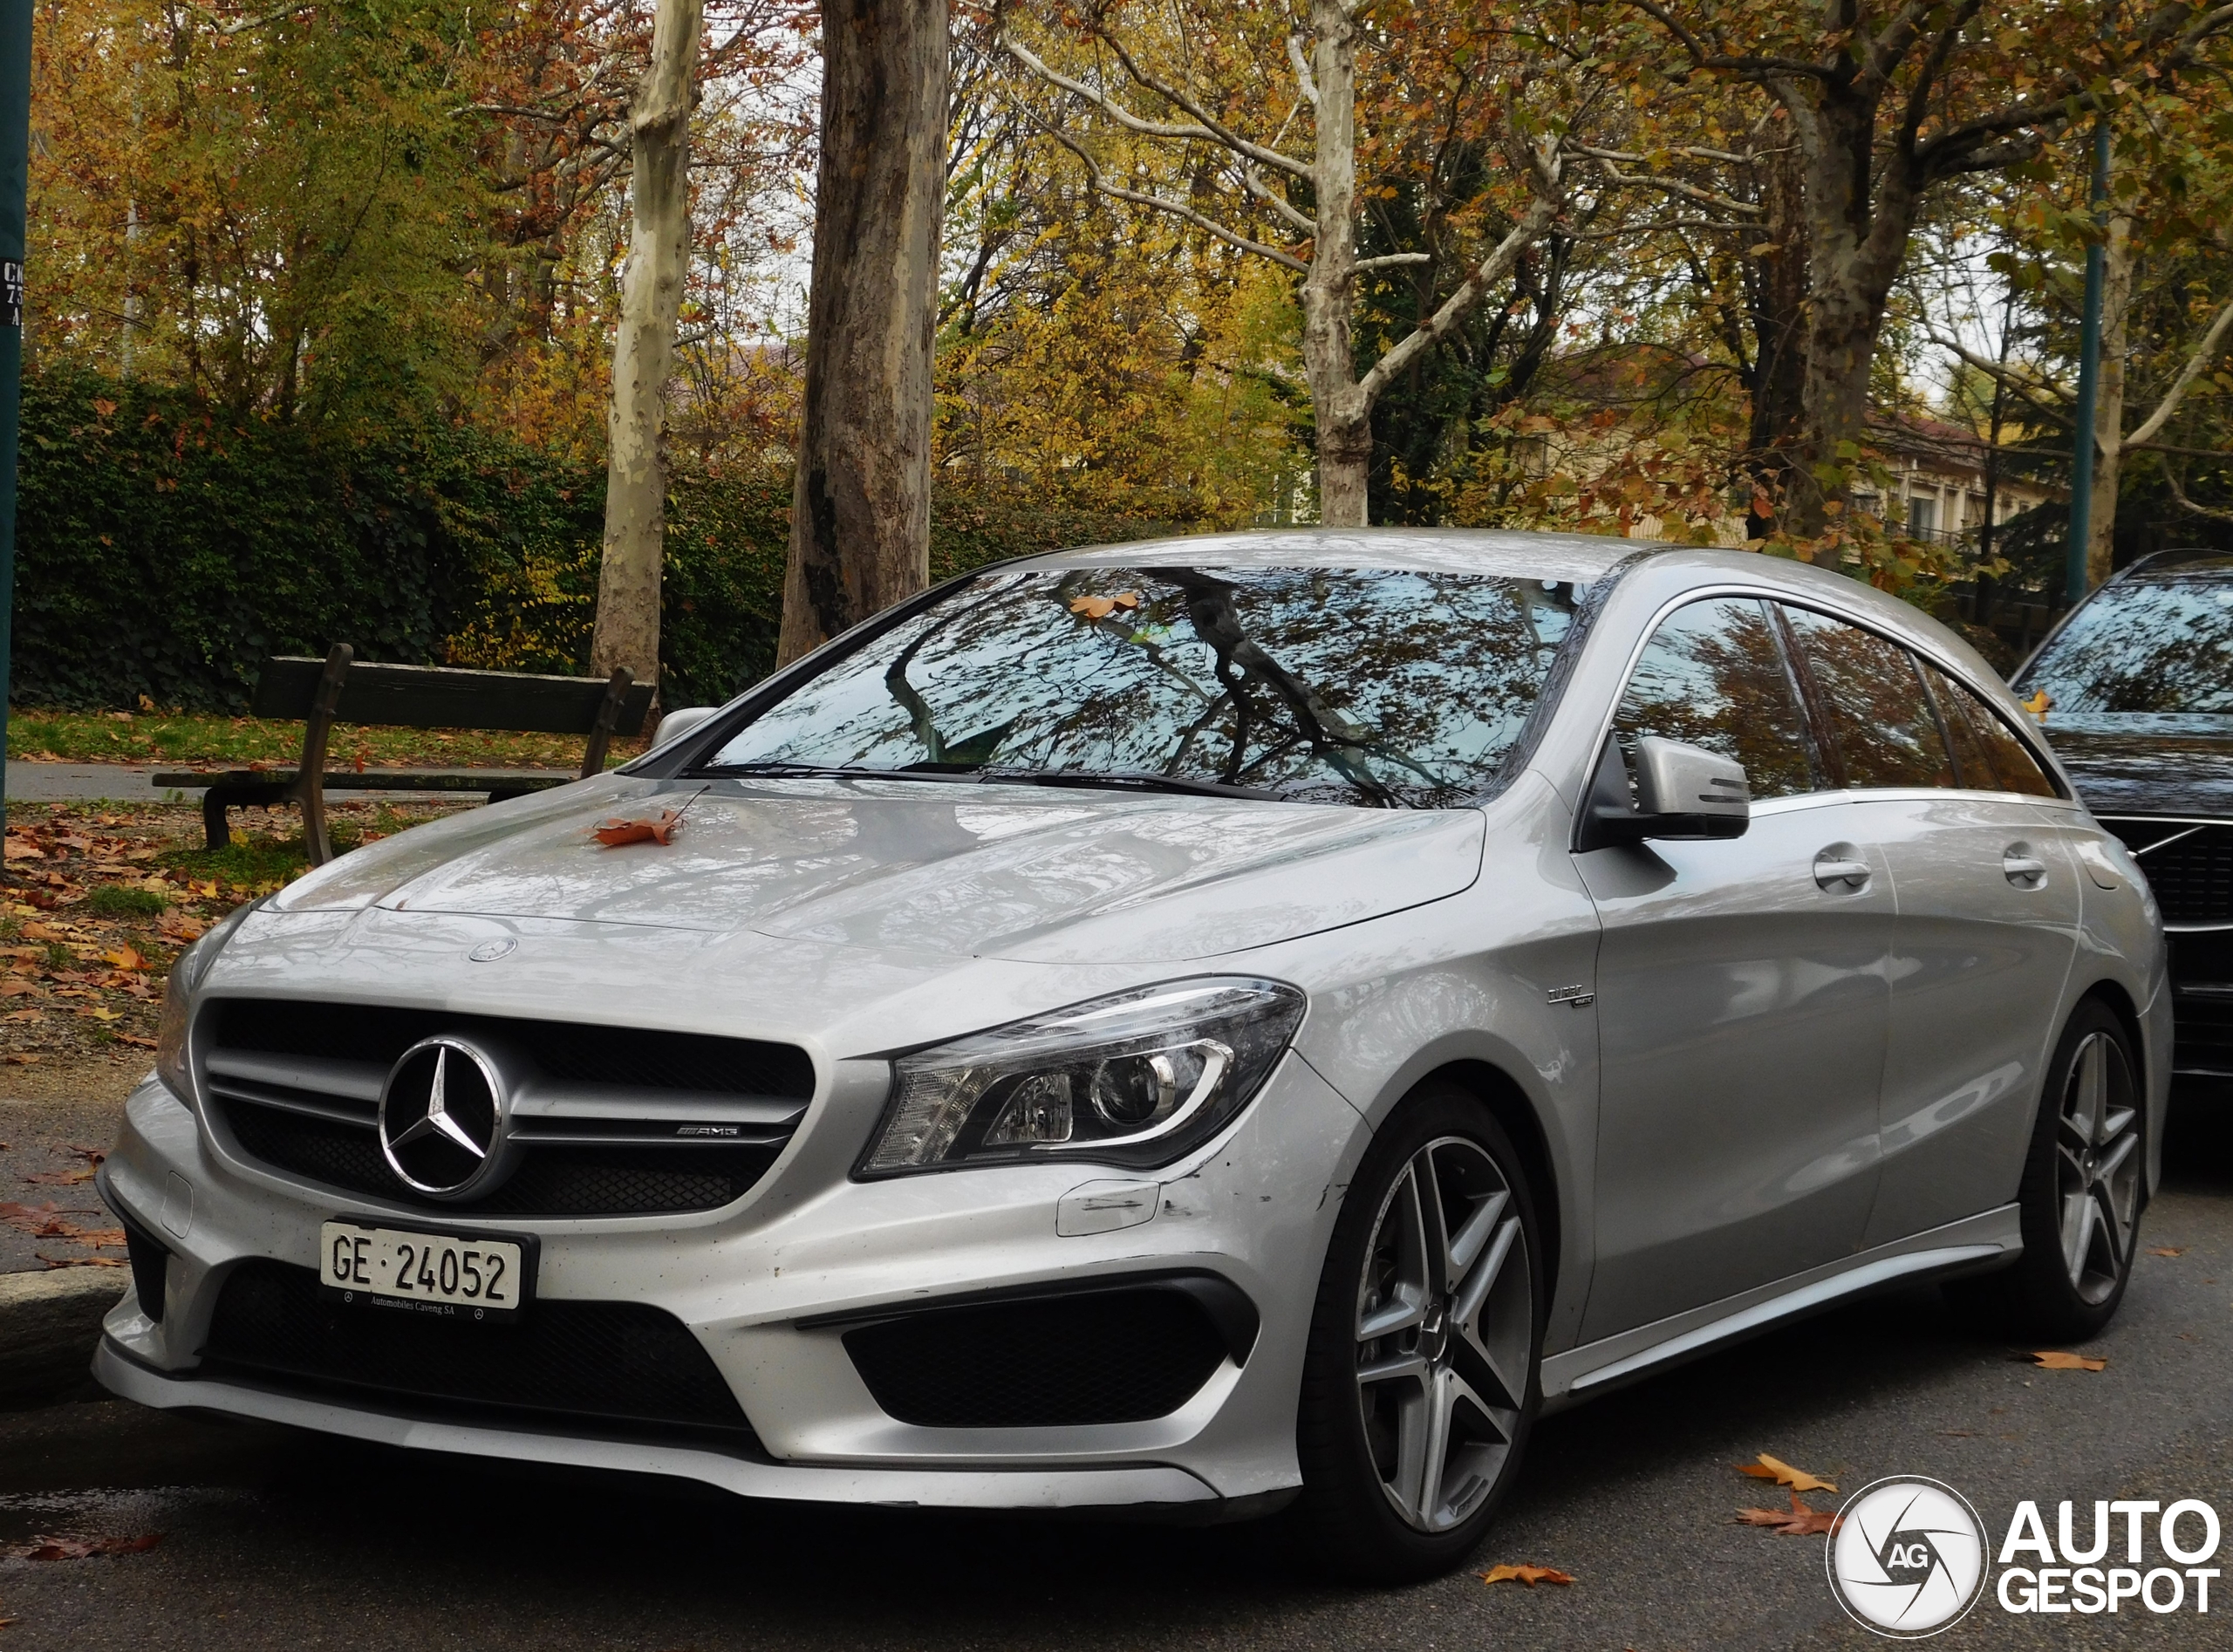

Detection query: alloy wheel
xmin=2056 ymin=1030 xmax=2141 ymax=1305
xmin=1353 ymin=1136 xmax=1532 ymax=1533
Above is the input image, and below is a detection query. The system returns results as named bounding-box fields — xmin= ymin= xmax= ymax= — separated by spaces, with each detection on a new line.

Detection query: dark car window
xmin=1779 ymin=606 xmax=1954 ymax=789
xmin=1930 ymin=668 xmax=2060 ymax=796
xmin=2021 ymin=580 xmax=2233 ymax=713
xmin=696 ymin=565 xmax=1581 ymax=808
xmin=1613 ymin=597 xmax=1819 ymax=799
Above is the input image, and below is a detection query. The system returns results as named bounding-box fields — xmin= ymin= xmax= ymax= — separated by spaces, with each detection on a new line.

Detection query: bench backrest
xmin=252 ymin=657 xmax=654 ymax=738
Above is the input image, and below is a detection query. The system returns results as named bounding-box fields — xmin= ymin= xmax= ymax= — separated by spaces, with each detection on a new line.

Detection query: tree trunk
xmin=591 ymin=0 xmax=704 ymax=688
xmin=1300 ymin=0 xmax=1368 ymax=527
xmin=776 ymin=0 xmax=948 ymax=666
xmin=1743 ymin=140 xmax=1810 ymax=536
xmin=2087 ymin=201 xmax=2134 ymax=589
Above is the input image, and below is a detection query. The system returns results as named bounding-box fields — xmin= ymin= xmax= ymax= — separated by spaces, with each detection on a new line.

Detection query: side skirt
xmin=1538 ymin=1205 xmax=2021 ymax=1411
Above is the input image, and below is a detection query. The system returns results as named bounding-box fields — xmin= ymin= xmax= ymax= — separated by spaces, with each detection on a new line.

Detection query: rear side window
xmin=1779 ymin=606 xmax=1954 ymax=789
xmin=1930 ymin=669 xmax=2060 ymax=796
xmin=1613 ymin=597 xmax=1820 ymax=799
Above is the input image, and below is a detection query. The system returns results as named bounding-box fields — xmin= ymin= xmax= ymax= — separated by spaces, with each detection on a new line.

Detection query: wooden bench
xmin=156 ymin=645 xmax=654 ymax=866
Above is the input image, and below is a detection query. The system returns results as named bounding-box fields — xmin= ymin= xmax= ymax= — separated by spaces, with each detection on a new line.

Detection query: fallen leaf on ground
xmin=594 ymin=809 xmax=686 ymax=847
xmin=113 ymin=1034 xmax=158 ymax=1049
xmin=5 ymin=1054 xmax=38 ymax=1066
xmin=17 ymin=1533 xmax=162 ymax=1560
xmin=18 ymin=923 xmax=64 ymax=941
xmin=2149 ymin=1246 xmax=2185 ymax=1257
xmin=38 ymin=1253 xmax=126 ymax=1269
xmin=73 ymin=1007 xmax=121 ymax=1022
xmin=2032 ymin=1350 xmax=2107 ymax=1371
xmin=21 ymin=1170 xmax=95 ymax=1185
xmin=3 ymin=840 xmax=43 ymax=860
xmin=1479 ymin=1564 xmax=1575 ymax=1587
xmin=99 ymin=947 xmax=147 ymax=972
xmin=1737 ymin=1491 xmax=1841 ymax=1536
xmin=1736 ymin=1453 xmax=1838 ymax=1493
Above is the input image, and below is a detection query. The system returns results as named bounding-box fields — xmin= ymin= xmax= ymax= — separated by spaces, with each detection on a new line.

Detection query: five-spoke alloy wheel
xmin=1298 ymin=1086 xmax=1542 ymax=1580
xmin=1991 ymin=999 xmax=2147 ymax=1341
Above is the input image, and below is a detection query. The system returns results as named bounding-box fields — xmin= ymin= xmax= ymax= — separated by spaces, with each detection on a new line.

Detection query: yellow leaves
xmin=1479 ymin=1563 xmax=1575 ymax=1587
xmin=1737 ymin=1453 xmax=1838 ymax=1493
xmin=2021 ymin=689 xmax=2052 ymax=719
xmin=100 ymin=946 xmax=149 ymax=972
xmin=2032 ymin=1350 xmax=2107 ymax=1371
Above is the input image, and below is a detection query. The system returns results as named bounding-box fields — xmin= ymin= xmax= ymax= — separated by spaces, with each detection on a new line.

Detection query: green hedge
xmin=11 ymin=368 xmax=1187 ymax=713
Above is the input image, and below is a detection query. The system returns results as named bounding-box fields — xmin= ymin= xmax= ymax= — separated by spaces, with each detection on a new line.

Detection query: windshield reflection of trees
xmin=713 ymin=567 xmax=1578 ymax=807
xmin=2030 ymin=585 xmax=2233 ymax=713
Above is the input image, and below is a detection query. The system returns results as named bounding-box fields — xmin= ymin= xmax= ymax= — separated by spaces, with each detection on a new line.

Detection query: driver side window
xmin=1612 ymin=597 xmax=1822 ymax=800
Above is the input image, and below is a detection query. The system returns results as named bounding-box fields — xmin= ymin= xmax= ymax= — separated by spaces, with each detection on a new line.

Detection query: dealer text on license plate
xmin=319 ymin=1222 xmax=527 ymax=1321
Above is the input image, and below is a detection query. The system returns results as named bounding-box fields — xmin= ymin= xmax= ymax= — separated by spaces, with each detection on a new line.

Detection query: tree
xmin=591 ymin=0 xmax=706 ymax=687
xmin=775 ymin=0 xmax=948 ymax=666
xmin=1590 ymin=0 xmax=2233 ymax=539
xmin=1001 ymin=0 xmax=1577 ymax=526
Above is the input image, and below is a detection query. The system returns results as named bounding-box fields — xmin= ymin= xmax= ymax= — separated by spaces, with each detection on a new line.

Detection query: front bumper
xmin=94 ymin=1053 xmax=1368 ymax=1510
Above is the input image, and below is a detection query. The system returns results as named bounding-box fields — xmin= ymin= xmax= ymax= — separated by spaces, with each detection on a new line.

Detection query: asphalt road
xmin=4 ymin=1098 xmax=2233 ymax=1651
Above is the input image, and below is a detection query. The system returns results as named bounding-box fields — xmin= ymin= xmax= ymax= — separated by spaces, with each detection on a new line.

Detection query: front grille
xmin=2104 ymin=819 xmax=2233 ymax=927
xmin=219 ymin=1102 xmax=781 ymax=1217
xmin=202 ymin=1259 xmax=758 ymax=1446
xmin=2168 ymin=932 xmax=2233 ymax=1079
xmin=200 ymin=998 xmax=813 ymax=1219
xmin=843 ymin=1285 xmax=1233 ymax=1428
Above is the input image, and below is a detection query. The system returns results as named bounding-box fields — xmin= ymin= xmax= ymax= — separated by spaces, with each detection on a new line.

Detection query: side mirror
xmin=1577 ymin=735 xmax=1751 ymax=851
xmin=652 ymin=705 xmax=720 ymax=749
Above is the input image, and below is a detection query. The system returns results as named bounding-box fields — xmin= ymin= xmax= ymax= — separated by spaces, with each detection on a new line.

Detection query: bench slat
xmin=249 ymin=659 xmax=653 ymax=736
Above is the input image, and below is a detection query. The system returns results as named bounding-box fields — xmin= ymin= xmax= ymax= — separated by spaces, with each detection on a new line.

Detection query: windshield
xmin=694 ymin=564 xmax=1581 ymax=807
xmin=2023 ymin=581 xmax=2233 ymax=714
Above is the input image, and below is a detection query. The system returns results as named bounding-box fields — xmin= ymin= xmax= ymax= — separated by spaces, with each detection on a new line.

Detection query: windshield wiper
xmin=689 ymin=761 xmax=977 ymax=783
xmin=973 ymin=768 xmax=1284 ymax=802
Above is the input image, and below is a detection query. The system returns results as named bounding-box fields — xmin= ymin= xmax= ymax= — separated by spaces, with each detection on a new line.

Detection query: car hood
xmin=270 ymin=775 xmax=1486 ymax=964
xmin=2038 ymin=713 xmax=2233 ymax=818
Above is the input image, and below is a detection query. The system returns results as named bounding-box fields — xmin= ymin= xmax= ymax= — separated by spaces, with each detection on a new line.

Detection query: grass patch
xmin=86 ymin=884 xmax=171 ymax=918
xmin=9 ymin=708 xmax=647 ymax=771
xmin=155 ymin=805 xmax=429 ymax=887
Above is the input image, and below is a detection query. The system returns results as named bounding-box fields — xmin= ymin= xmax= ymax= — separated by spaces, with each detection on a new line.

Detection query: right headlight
xmin=857 ymin=977 xmax=1307 ymax=1177
xmin=155 ymin=900 xmax=256 ymax=1101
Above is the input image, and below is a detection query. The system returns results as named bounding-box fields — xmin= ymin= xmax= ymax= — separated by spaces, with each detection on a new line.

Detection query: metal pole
xmin=2065 ymin=120 xmax=2110 ymax=605
xmin=0 ymin=0 xmax=27 ymax=821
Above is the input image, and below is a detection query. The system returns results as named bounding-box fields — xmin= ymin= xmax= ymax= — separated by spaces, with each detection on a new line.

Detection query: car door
xmin=1774 ymin=607 xmax=2083 ymax=1246
xmin=1575 ymin=596 xmax=1893 ymax=1341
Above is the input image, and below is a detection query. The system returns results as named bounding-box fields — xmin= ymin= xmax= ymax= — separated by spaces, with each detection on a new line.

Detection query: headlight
xmin=155 ymin=901 xmax=256 ymax=1100
xmin=858 ymin=978 xmax=1306 ymax=1177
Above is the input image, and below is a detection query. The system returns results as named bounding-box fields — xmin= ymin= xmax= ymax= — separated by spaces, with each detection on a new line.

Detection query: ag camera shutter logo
xmin=1827 ymin=1477 xmax=1990 ymax=1637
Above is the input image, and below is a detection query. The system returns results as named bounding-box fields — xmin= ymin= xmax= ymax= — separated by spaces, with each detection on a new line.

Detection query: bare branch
xmin=2127 ymin=298 xmax=2233 ymax=448
xmin=1025 ymin=111 xmax=1308 ymax=272
xmin=1358 ymin=143 xmax=1565 ymax=401
xmin=999 ymin=31 xmax=1311 ymax=181
xmin=1287 ymin=34 xmax=1319 ymax=106
xmin=1576 ymin=147 xmax=1763 ymax=215
xmin=2166 ymin=465 xmax=2233 ymax=522
xmin=1355 ymin=251 xmax=1433 ymax=270
xmin=1239 ymin=163 xmax=1315 ymax=235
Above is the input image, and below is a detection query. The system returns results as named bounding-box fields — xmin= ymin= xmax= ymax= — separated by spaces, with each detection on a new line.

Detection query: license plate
xmin=318 ymin=1221 xmax=533 ymax=1322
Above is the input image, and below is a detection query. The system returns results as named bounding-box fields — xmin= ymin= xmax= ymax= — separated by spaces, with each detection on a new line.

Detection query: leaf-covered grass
xmin=8 ymin=709 xmax=645 ymax=771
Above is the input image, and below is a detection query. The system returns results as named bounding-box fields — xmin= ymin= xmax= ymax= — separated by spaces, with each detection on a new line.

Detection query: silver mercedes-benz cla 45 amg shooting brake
xmin=97 ymin=530 xmax=2165 ymax=1580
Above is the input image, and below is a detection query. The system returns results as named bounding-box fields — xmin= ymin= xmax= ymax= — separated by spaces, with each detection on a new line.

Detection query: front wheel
xmin=1294 ymin=1086 xmax=1544 ymax=1581
xmin=1991 ymin=1000 xmax=2146 ymax=1342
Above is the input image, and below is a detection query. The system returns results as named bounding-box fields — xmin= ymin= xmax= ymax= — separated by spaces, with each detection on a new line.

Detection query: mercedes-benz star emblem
xmin=378 ymin=1036 xmax=515 ymax=1198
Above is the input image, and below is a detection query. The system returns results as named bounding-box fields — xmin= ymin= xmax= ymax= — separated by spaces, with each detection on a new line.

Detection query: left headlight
xmin=155 ymin=901 xmax=255 ymax=1100
xmin=858 ymin=977 xmax=1307 ymax=1178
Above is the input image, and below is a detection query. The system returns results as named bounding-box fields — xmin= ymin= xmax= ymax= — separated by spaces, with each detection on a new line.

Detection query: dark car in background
xmin=2018 ymin=549 xmax=2233 ymax=1084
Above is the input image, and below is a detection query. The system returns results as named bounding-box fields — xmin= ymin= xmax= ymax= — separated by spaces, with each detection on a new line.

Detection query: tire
xmin=1294 ymin=1083 xmax=1545 ymax=1583
xmin=1984 ymin=1000 xmax=2147 ymax=1343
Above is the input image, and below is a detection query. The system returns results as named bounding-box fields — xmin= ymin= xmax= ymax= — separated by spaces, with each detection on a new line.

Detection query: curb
xmin=0 ymin=1268 xmax=126 ymax=1401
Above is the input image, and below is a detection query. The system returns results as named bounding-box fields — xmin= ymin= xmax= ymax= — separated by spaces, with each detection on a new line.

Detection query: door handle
xmin=2004 ymin=848 xmax=2048 ymax=888
xmin=1813 ymin=850 xmax=1872 ymax=891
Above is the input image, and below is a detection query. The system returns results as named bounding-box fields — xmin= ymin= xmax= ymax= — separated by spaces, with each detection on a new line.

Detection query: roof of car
xmin=1021 ymin=527 xmax=1644 ymax=584
xmin=2120 ymin=548 xmax=2233 ymax=579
